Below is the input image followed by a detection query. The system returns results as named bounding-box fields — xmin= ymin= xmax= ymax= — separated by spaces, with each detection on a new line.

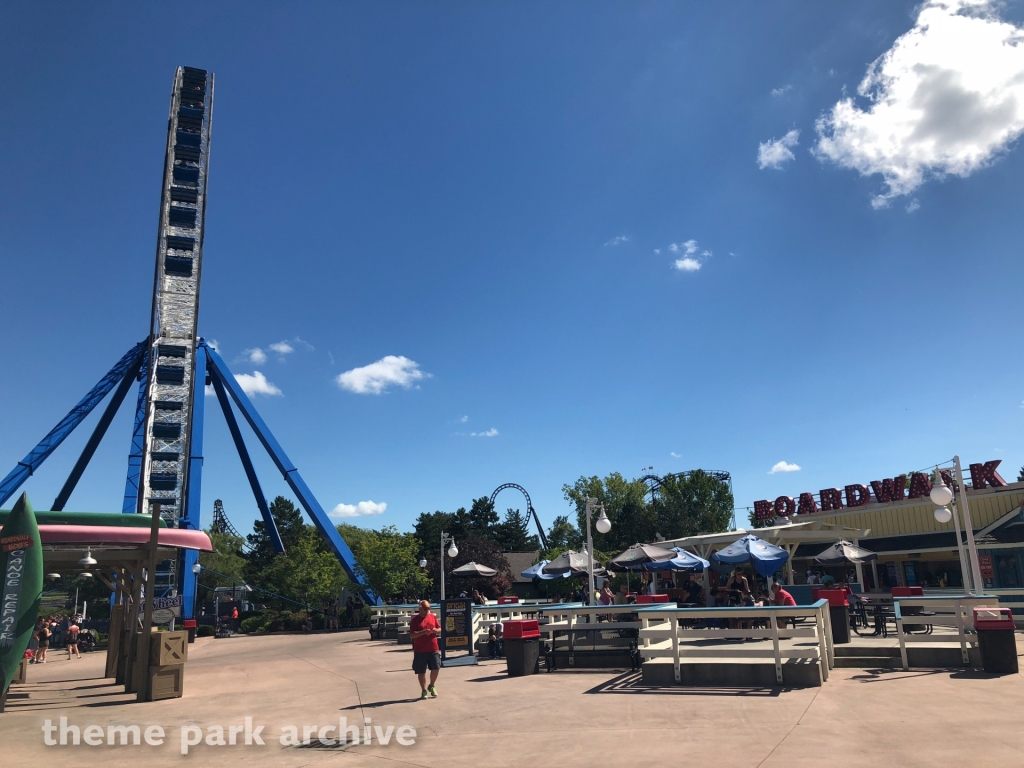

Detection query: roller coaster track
xmin=489 ymin=483 xmax=548 ymax=550
xmin=640 ymin=470 xmax=732 ymax=504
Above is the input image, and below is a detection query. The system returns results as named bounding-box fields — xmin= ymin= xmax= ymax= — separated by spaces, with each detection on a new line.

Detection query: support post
xmin=52 ymin=349 xmax=144 ymax=510
xmin=0 ymin=341 xmax=147 ymax=507
xmin=135 ymin=504 xmax=162 ymax=701
xmin=123 ymin=353 xmax=149 ymax=513
xmin=203 ymin=345 xmax=374 ymax=602
xmin=209 ymin=364 xmax=284 ymax=552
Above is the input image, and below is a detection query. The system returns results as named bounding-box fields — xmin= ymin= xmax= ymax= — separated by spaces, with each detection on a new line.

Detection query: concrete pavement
xmin=3 ymin=630 xmax=1023 ymax=767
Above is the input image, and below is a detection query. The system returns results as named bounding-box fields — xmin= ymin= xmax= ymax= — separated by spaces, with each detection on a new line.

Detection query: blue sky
xmin=3 ymin=1 xmax=1023 ymax=539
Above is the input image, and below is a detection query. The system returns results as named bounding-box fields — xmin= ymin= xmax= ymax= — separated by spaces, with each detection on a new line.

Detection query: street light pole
xmin=954 ymin=456 xmax=984 ymax=594
xmin=584 ymin=498 xmax=611 ymax=606
xmin=440 ymin=531 xmax=458 ymax=601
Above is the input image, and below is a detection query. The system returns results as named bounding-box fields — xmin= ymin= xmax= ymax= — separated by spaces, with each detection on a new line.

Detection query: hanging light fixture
xmin=595 ymin=508 xmax=611 ymax=534
xmin=78 ymin=549 xmax=97 ymax=568
xmin=930 ymin=469 xmax=954 ymax=507
xmin=934 ymin=506 xmax=953 ymax=523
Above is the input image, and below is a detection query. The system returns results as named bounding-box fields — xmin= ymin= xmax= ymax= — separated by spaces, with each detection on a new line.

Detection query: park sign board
xmin=753 ymin=459 xmax=1009 ymax=521
xmin=0 ymin=494 xmax=42 ymax=698
xmin=440 ymin=599 xmax=473 ymax=662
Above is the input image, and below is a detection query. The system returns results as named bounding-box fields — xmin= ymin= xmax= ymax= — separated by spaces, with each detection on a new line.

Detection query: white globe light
xmin=934 ymin=506 xmax=952 ymax=524
xmin=448 ymin=545 xmax=458 ymax=558
xmin=418 ymin=559 xmax=427 ymax=568
xmin=930 ymin=483 xmax=953 ymax=507
xmin=596 ymin=514 xmax=611 ymax=535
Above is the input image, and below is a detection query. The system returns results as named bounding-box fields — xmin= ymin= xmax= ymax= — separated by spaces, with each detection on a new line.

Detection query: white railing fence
xmin=893 ymin=595 xmax=998 ymax=670
xmin=636 ymin=600 xmax=835 ymax=685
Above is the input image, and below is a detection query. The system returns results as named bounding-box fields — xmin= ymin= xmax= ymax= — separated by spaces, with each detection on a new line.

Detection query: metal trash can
xmin=503 ymin=620 xmax=541 ymax=677
xmin=819 ymin=590 xmax=850 ymax=644
xmin=182 ymin=619 xmax=197 ymax=644
xmin=974 ymin=607 xmax=1018 ymax=674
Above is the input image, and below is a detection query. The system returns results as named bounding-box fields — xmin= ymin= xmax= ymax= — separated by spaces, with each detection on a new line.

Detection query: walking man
xmin=409 ymin=600 xmax=441 ymax=699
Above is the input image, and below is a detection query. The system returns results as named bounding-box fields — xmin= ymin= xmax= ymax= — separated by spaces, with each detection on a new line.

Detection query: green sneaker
xmin=427 ymin=685 xmax=438 ymax=698
xmin=420 ymin=689 xmax=430 ymax=700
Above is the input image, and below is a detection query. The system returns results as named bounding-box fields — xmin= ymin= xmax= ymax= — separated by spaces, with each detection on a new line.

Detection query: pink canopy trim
xmin=0 ymin=524 xmax=213 ymax=551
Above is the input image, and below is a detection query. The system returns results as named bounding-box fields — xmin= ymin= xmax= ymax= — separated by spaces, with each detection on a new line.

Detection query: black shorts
xmin=412 ymin=651 xmax=441 ymax=674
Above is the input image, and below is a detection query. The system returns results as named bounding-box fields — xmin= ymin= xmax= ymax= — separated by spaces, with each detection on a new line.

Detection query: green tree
xmin=260 ymin=526 xmax=351 ymax=608
xmin=1018 ymin=466 xmax=1024 ymax=482
xmin=652 ymin=470 xmax=734 ymax=538
xmin=545 ymin=515 xmax=583 ymax=552
xmin=494 ymin=508 xmax=540 ymax=552
xmin=467 ymin=496 xmax=499 ymax=538
xmin=352 ymin=526 xmax=431 ymax=602
xmin=245 ymin=496 xmax=306 ymax=574
xmin=562 ymin=472 xmax=651 ymax=552
xmin=413 ymin=509 xmax=471 ymax=558
xmin=198 ymin=530 xmax=248 ymax=593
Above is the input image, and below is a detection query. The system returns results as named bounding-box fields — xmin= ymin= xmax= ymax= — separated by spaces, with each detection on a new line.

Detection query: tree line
xmin=197 ymin=470 xmax=733 ymax=606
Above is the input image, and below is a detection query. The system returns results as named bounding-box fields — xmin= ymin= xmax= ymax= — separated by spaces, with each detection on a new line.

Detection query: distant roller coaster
xmin=639 ymin=470 xmax=732 ymax=504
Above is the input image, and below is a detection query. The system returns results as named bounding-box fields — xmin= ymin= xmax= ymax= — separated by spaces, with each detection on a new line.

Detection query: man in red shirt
xmin=409 ymin=600 xmax=441 ymax=699
xmin=770 ymin=582 xmax=797 ymax=629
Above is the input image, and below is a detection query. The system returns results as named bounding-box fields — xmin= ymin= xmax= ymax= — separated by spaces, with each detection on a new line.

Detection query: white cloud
xmin=769 ymin=461 xmax=802 ymax=474
xmin=336 ymin=355 xmax=428 ymax=395
xmin=458 ymin=415 xmax=469 ymax=423
xmin=814 ymin=0 xmax=1024 ymax=208
xmin=663 ymin=239 xmax=711 ymax=272
xmin=269 ymin=341 xmax=294 ymax=355
xmin=771 ymin=84 xmax=793 ymax=97
xmin=669 ymin=239 xmax=698 ymax=256
xmin=471 ymin=428 xmax=499 ymax=437
xmin=330 ymin=500 xmax=387 ymax=518
xmin=244 ymin=347 xmax=267 ymax=365
xmin=758 ymin=129 xmax=800 ymax=169
xmin=604 ymin=235 xmax=630 ymax=246
xmin=653 ymin=248 xmax=661 ymax=254
xmin=906 ymin=198 xmax=921 ymax=213
xmin=206 ymin=339 xmax=220 ymax=352
xmin=674 ymin=258 xmax=701 ymax=272
xmin=670 ymin=451 xmax=681 ymax=458
xmin=235 ymin=371 xmax=282 ymax=397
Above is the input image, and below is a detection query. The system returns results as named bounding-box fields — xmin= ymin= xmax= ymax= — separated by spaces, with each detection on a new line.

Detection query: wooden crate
xmin=13 ymin=658 xmax=28 ymax=685
xmin=147 ymin=664 xmax=184 ymax=701
xmin=149 ymin=630 xmax=188 ymax=666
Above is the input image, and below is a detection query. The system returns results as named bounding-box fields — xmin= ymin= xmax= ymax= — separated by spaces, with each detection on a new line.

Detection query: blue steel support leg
xmin=204 ymin=346 xmax=376 ymax=603
xmin=209 ymin=359 xmax=285 ymax=553
xmin=122 ymin=351 xmax=150 ymax=513
xmin=179 ymin=339 xmax=208 ymax=618
xmin=52 ymin=349 xmax=145 ymax=511
xmin=0 ymin=340 xmax=148 ymax=508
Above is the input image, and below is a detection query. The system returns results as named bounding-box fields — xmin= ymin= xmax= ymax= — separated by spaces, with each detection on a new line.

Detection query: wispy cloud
xmin=769 ymin=461 xmax=801 ymax=474
xmin=458 ymin=415 xmax=469 ymax=423
xmin=814 ymin=0 xmax=1024 ymax=208
xmin=243 ymin=348 xmax=267 ymax=365
xmin=771 ymin=84 xmax=792 ymax=97
xmin=670 ymin=451 xmax=681 ymax=458
xmin=604 ymin=235 xmax=630 ymax=247
xmin=663 ymin=239 xmax=712 ymax=272
xmin=206 ymin=339 xmax=220 ymax=352
xmin=269 ymin=341 xmax=294 ymax=355
xmin=471 ymin=428 xmax=499 ymax=437
xmin=235 ymin=371 xmax=282 ymax=397
xmin=758 ymin=129 xmax=800 ymax=170
xmin=336 ymin=355 xmax=429 ymax=395
xmin=330 ymin=500 xmax=387 ymax=518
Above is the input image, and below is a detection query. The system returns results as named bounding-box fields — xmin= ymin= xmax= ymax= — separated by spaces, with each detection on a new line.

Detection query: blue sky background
xmin=2 ymin=2 xmax=1022 ymax=538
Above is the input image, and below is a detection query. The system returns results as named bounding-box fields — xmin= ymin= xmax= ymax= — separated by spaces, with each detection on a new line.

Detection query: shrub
xmin=238 ymin=616 xmax=264 ymax=634
xmin=197 ymin=624 xmax=215 ymax=637
xmin=284 ymin=611 xmax=308 ymax=631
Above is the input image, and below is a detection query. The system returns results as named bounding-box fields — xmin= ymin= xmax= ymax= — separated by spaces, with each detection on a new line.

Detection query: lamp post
xmin=930 ymin=458 xmax=983 ymax=594
xmin=584 ymin=497 xmax=611 ymax=605
xmin=439 ymin=532 xmax=458 ymax=601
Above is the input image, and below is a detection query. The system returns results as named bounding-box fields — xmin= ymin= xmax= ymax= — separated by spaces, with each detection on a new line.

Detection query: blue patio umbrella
xmin=711 ymin=534 xmax=789 ymax=578
xmin=521 ymin=560 xmax=569 ymax=580
xmin=643 ymin=547 xmax=711 ymax=572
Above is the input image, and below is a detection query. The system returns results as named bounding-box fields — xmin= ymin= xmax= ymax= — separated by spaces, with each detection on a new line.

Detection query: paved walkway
xmin=4 ymin=631 xmax=1023 ymax=766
